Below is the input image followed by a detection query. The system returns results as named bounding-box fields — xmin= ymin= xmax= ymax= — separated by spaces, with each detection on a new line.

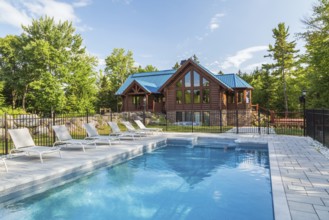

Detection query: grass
xmin=274 ymin=127 xmax=304 ymax=136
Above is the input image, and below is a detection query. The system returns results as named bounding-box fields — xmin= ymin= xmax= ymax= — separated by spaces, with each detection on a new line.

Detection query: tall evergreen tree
xmin=301 ymin=0 xmax=329 ymax=108
xmin=172 ymin=62 xmax=180 ymax=70
xmin=265 ymin=23 xmax=299 ymax=114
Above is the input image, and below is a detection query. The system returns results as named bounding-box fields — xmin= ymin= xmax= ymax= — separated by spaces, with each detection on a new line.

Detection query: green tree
xmin=265 ymin=23 xmax=299 ymax=113
xmin=134 ymin=64 xmax=158 ymax=73
xmin=104 ymin=48 xmax=135 ymax=110
xmin=105 ymin=48 xmax=134 ymax=92
xmin=20 ymin=16 xmax=97 ymax=113
xmin=172 ymin=62 xmax=180 ymax=70
xmin=301 ymin=0 xmax=329 ymax=108
xmin=192 ymin=54 xmax=200 ymax=63
xmin=96 ymin=70 xmax=113 ymax=110
xmin=0 ymin=35 xmax=24 ymax=109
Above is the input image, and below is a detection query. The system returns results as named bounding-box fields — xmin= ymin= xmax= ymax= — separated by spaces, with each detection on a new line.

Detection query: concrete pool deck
xmin=0 ymin=133 xmax=328 ymax=220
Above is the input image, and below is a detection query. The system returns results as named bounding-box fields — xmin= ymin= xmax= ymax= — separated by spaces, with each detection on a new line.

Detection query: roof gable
xmin=159 ymin=59 xmax=233 ymax=92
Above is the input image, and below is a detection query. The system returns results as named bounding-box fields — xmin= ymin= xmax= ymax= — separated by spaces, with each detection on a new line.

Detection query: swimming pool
xmin=0 ymin=142 xmax=273 ymax=220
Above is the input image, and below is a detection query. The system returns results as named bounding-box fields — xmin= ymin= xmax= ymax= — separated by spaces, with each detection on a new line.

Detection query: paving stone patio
xmin=0 ymin=132 xmax=328 ymax=220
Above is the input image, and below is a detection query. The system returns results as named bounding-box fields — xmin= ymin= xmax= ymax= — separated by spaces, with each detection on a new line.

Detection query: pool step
xmin=166 ymin=137 xmax=197 ymax=147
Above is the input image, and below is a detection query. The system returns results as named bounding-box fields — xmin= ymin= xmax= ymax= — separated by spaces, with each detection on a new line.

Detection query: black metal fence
xmin=0 ymin=111 xmax=113 ymax=155
xmin=1 ymin=108 xmax=326 ymax=155
xmin=306 ymin=109 xmax=329 ymax=147
xmin=122 ymin=109 xmax=304 ymax=136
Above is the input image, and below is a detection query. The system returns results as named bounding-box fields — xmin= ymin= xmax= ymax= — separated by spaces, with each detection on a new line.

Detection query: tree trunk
xmin=22 ymin=84 xmax=28 ymax=111
xmin=11 ymin=90 xmax=17 ymax=109
xmin=282 ymin=69 xmax=289 ymax=118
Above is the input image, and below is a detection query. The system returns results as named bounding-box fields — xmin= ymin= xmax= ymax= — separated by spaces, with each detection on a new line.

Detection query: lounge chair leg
xmin=39 ymin=154 xmax=44 ymax=163
xmin=59 ymin=151 xmax=62 ymax=158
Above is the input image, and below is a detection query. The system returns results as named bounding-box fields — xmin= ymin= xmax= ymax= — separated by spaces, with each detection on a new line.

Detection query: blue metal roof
xmin=214 ymin=73 xmax=253 ymax=89
xmin=116 ymin=64 xmax=253 ymax=95
xmin=116 ymin=69 xmax=176 ymax=95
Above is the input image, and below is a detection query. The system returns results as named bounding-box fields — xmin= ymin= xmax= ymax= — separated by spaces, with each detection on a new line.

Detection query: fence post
xmin=236 ymin=108 xmax=239 ymax=134
xmin=192 ymin=111 xmax=194 ymax=133
xmin=110 ymin=110 xmax=113 ymax=122
xmin=312 ymin=109 xmax=315 ymax=139
xmin=4 ymin=113 xmax=8 ymax=155
xmin=258 ymin=109 xmax=261 ymax=134
xmin=52 ymin=110 xmax=56 ymax=143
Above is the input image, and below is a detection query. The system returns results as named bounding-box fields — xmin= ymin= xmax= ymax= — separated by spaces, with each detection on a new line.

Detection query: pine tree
xmin=265 ymin=23 xmax=299 ymax=114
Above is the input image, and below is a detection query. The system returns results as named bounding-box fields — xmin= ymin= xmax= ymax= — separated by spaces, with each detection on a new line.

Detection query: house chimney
xmin=180 ymin=60 xmax=187 ymax=65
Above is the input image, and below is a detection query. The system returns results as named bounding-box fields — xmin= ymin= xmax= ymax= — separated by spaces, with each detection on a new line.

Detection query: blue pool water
xmin=1 ymin=144 xmax=273 ymax=220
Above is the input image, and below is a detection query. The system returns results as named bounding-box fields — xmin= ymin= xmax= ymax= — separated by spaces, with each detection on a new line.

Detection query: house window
xmin=176 ymin=79 xmax=182 ymax=88
xmin=246 ymin=90 xmax=250 ymax=103
xmin=185 ymin=111 xmax=192 ymax=121
xmin=132 ymin=96 xmax=141 ymax=108
xmin=203 ymin=78 xmax=209 ymax=87
xmin=185 ymin=72 xmax=191 ymax=87
xmin=238 ymin=91 xmax=244 ymax=103
xmin=202 ymin=89 xmax=210 ymax=103
xmin=227 ymin=93 xmax=235 ymax=104
xmin=176 ymin=112 xmax=183 ymax=122
xmin=176 ymin=90 xmax=182 ymax=104
xmin=202 ymin=111 xmax=210 ymax=126
xmin=175 ymin=70 xmax=210 ymax=105
xmin=194 ymin=71 xmax=200 ymax=87
xmin=194 ymin=89 xmax=200 ymax=104
xmin=194 ymin=112 xmax=201 ymax=124
xmin=185 ymin=89 xmax=191 ymax=104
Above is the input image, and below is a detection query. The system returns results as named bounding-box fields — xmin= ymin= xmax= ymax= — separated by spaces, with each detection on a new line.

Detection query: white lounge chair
xmin=121 ymin=121 xmax=151 ymax=135
xmin=8 ymin=128 xmax=61 ymax=163
xmin=52 ymin=125 xmax=97 ymax=152
xmin=83 ymin=123 xmax=120 ymax=146
xmin=1 ymin=157 xmax=8 ymax=172
xmin=107 ymin=121 xmax=138 ymax=140
xmin=134 ymin=120 xmax=163 ymax=133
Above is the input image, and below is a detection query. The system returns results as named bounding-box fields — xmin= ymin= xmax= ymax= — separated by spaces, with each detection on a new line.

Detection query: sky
xmin=0 ymin=0 xmax=316 ymax=74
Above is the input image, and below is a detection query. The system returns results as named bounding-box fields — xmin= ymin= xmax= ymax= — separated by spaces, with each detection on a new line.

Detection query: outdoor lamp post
xmin=299 ymin=89 xmax=307 ymax=136
xmin=143 ymin=96 xmax=146 ymax=125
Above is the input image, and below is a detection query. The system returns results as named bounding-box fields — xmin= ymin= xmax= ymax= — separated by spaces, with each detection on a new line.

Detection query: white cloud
xmin=209 ymin=13 xmax=225 ymax=32
xmin=0 ymin=0 xmax=92 ymax=31
xmin=220 ymin=46 xmax=268 ymax=69
xmin=0 ymin=1 xmax=31 ymax=28
xmin=73 ymin=0 xmax=92 ymax=8
xmin=23 ymin=0 xmax=79 ymax=23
